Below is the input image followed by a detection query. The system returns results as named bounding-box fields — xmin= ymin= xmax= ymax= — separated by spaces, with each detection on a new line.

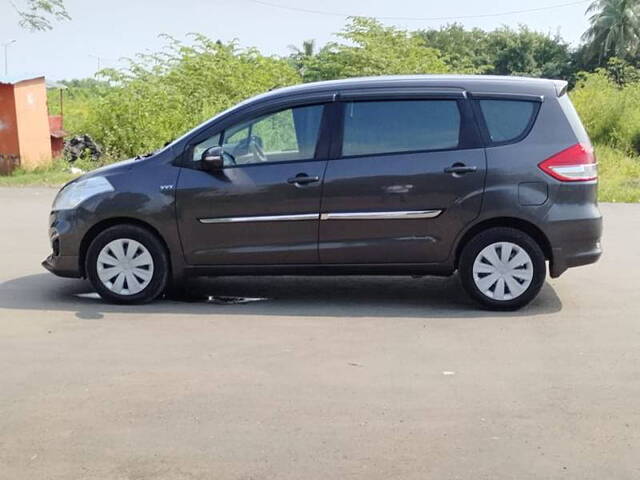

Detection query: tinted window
xmin=342 ymin=100 xmax=461 ymax=157
xmin=192 ymin=133 xmax=221 ymax=161
xmin=220 ymin=104 xmax=323 ymax=166
xmin=479 ymin=99 xmax=537 ymax=143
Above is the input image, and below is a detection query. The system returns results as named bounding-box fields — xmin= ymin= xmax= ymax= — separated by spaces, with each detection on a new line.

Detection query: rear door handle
xmin=444 ymin=164 xmax=477 ymax=175
xmin=287 ymin=175 xmax=320 ymax=185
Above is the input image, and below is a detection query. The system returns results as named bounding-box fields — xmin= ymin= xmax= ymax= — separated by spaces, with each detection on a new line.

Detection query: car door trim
xmin=199 ymin=213 xmax=320 ymax=224
xmin=320 ymin=210 xmax=443 ymax=220
xmin=199 ymin=209 xmax=443 ymax=224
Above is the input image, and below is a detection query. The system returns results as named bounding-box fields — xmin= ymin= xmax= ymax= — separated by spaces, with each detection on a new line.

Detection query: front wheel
xmin=85 ymin=225 xmax=169 ymax=304
xmin=459 ymin=227 xmax=546 ymax=311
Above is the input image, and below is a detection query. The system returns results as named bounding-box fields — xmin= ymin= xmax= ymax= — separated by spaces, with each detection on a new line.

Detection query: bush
xmin=76 ymin=35 xmax=301 ymax=159
xmin=571 ymin=70 xmax=640 ymax=155
xmin=596 ymin=144 xmax=640 ymax=203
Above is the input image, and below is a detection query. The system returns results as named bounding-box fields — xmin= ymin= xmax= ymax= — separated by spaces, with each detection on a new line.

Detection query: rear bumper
xmin=550 ymin=242 xmax=602 ymax=278
xmin=42 ymin=254 xmax=82 ymax=278
xmin=546 ymin=208 xmax=603 ymax=278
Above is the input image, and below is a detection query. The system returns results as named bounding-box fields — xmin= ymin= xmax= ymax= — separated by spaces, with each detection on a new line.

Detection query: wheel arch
xmin=79 ymin=217 xmax=171 ymax=277
xmin=454 ymin=217 xmax=552 ymax=268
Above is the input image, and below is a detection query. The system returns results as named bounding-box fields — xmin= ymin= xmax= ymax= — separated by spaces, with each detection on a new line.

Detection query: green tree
xmin=582 ymin=0 xmax=640 ymax=64
xmin=287 ymin=39 xmax=316 ymax=76
xmin=486 ymin=26 xmax=572 ymax=78
xmin=419 ymin=24 xmax=573 ymax=79
xmin=418 ymin=24 xmax=492 ymax=73
xmin=82 ymin=35 xmax=300 ymax=158
xmin=302 ymin=17 xmax=451 ymax=82
xmin=11 ymin=0 xmax=70 ymax=31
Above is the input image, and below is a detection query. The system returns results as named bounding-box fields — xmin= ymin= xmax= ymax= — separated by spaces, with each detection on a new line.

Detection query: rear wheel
xmin=459 ymin=227 xmax=546 ymax=311
xmin=86 ymin=225 xmax=169 ymax=304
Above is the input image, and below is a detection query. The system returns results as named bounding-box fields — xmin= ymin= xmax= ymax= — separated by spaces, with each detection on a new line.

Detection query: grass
xmin=1 ymin=145 xmax=639 ymax=202
xmin=0 ymin=158 xmax=93 ymax=187
xmin=595 ymin=144 xmax=640 ymax=202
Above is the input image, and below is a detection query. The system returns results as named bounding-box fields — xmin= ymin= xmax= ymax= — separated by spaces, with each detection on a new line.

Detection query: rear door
xmin=319 ymin=90 xmax=486 ymax=264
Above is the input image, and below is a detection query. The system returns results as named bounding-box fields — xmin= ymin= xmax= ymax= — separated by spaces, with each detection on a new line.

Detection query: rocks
xmin=64 ymin=135 xmax=102 ymax=162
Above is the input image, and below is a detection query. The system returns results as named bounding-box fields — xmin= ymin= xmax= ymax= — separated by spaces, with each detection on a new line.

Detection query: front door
xmin=319 ymin=96 xmax=486 ymax=264
xmin=176 ymin=103 xmax=327 ymax=265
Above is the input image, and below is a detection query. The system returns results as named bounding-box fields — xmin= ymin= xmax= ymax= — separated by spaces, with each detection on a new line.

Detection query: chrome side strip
xmin=320 ymin=210 xmax=442 ymax=220
xmin=199 ymin=213 xmax=319 ymax=224
xmin=199 ymin=210 xmax=443 ymax=224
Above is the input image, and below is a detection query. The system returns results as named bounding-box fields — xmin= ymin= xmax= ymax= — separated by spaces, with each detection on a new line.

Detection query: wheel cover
xmin=96 ymin=238 xmax=154 ymax=296
xmin=472 ymin=241 xmax=534 ymax=301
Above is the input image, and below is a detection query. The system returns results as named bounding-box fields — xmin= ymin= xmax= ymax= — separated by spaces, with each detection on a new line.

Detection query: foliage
xmin=571 ymin=69 xmax=640 ymax=153
xmin=301 ymin=18 xmax=452 ymax=82
xmin=602 ymin=56 xmax=640 ymax=84
xmin=288 ymin=39 xmax=316 ymax=76
xmin=485 ymin=26 xmax=573 ymax=78
xmin=595 ymin=144 xmax=640 ymax=202
xmin=582 ymin=0 xmax=640 ymax=65
xmin=47 ymin=79 xmax=111 ymax=135
xmin=418 ymin=24 xmax=493 ymax=73
xmin=77 ymin=35 xmax=300 ymax=158
xmin=417 ymin=24 xmax=573 ymax=78
xmin=11 ymin=0 xmax=70 ymax=31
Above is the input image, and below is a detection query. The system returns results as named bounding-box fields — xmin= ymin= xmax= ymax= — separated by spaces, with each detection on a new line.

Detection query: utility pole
xmin=89 ymin=54 xmax=102 ymax=72
xmin=3 ymin=40 xmax=16 ymax=76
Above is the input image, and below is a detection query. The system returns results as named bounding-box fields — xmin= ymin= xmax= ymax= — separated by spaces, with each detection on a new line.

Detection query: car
xmin=42 ymin=75 xmax=602 ymax=310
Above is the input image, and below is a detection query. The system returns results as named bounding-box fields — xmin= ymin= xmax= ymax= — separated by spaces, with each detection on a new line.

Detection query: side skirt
xmin=184 ymin=263 xmax=455 ymax=277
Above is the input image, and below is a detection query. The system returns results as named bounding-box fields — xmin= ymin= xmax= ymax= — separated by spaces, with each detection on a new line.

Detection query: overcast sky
xmin=1 ymin=0 xmax=592 ymax=81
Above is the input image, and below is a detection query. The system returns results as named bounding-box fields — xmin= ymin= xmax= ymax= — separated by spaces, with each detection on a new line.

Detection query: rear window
xmin=342 ymin=100 xmax=461 ymax=157
xmin=478 ymin=99 xmax=537 ymax=144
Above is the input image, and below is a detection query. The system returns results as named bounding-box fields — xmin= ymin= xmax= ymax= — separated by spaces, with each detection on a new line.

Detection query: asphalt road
xmin=0 ymin=187 xmax=639 ymax=480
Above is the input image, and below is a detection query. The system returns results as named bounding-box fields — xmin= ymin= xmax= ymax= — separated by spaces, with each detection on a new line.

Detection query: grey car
xmin=43 ymin=75 xmax=602 ymax=310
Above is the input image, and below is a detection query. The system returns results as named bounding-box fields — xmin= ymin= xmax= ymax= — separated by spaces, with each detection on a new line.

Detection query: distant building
xmin=0 ymin=75 xmax=54 ymax=173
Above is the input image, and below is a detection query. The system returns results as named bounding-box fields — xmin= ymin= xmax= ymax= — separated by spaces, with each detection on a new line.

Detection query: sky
xmin=1 ymin=0 xmax=592 ymax=81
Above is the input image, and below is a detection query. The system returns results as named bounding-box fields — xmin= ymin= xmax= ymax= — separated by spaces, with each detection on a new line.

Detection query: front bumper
xmin=42 ymin=210 xmax=83 ymax=278
xmin=42 ymin=254 xmax=82 ymax=278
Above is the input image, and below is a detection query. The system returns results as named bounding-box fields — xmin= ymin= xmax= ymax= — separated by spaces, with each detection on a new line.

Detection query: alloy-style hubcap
xmin=472 ymin=241 xmax=533 ymax=301
xmin=97 ymin=238 xmax=154 ymax=295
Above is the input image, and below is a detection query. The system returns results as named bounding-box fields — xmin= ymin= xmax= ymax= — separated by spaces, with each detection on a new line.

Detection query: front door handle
xmin=287 ymin=174 xmax=320 ymax=185
xmin=444 ymin=163 xmax=478 ymax=175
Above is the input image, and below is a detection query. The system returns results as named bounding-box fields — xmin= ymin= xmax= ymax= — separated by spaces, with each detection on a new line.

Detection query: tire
xmin=459 ymin=227 xmax=546 ymax=311
xmin=85 ymin=224 xmax=169 ymax=304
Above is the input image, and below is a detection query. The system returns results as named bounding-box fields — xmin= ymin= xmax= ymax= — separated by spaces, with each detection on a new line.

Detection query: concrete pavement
xmin=0 ymin=188 xmax=639 ymax=479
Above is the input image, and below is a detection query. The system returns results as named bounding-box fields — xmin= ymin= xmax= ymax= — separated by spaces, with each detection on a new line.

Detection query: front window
xmin=193 ymin=104 xmax=324 ymax=166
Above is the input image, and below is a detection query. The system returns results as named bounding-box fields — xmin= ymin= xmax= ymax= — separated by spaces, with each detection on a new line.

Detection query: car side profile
xmin=43 ymin=75 xmax=602 ymax=310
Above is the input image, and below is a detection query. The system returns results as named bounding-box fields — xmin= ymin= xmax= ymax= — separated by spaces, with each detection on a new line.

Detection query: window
xmin=192 ymin=133 xmax=221 ymax=161
xmin=200 ymin=104 xmax=323 ymax=167
xmin=478 ymin=99 xmax=537 ymax=143
xmin=341 ymin=100 xmax=461 ymax=157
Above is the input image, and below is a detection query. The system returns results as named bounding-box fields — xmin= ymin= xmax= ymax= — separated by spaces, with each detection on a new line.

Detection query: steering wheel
xmin=222 ymin=150 xmax=236 ymax=166
xmin=250 ymin=136 xmax=268 ymax=163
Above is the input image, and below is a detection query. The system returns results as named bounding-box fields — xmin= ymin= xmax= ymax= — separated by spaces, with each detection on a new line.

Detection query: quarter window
xmin=478 ymin=99 xmax=537 ymax=143
xmin=192 ymin=133 xmax=221 ymax=161
xmin=341 ymin=100 xmax=461 ymax=157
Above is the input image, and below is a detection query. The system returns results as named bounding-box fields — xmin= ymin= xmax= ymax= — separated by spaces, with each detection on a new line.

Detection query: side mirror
xmin=201 ymin=146 xmax=224 ymax=172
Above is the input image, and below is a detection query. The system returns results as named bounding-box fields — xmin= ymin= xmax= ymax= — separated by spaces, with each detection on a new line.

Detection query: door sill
xmin=184 ymin=263 xmax=454 ymax=277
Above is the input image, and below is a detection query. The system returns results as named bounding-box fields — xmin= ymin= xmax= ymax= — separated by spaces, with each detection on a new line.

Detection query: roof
xmin=0 ymin=74 xmax=45 ymax=85
xmin=246 ymin=74 xmax=564 ymax=106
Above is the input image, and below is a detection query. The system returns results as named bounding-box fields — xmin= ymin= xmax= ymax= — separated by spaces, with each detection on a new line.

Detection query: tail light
xmin=538 ymin=143 xmax=597 ymax=182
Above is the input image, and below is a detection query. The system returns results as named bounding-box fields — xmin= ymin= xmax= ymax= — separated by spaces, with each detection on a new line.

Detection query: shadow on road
xmin=0 ymin=273 xmax=562 ymax=318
